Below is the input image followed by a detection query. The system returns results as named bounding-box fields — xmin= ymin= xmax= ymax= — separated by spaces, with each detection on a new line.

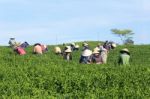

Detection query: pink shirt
xmin=34 ymin=45 xmax=42 ymax=54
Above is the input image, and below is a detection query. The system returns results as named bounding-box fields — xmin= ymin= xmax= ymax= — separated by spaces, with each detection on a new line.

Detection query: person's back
xmin=16 ymin=47 xmax=26 ymax=55
xmin=63 ymin=46 xmax=72 ymax=61
xmin=34 ymin=45 xmax=42 ymax=54
xmin=54 ymin=46 xmax=61 ymax=54
xmin=9 ymin=38 xmax=16 ymax=47
xmin=20 ymin=42 xmax=29 ymax=49
xmin=100 ymin=47 xmax=108 ymax=64
xmin=91 ymin=50 xmax=102 ymax=64
xmin=119 ymin=53 xmax=130 ymax=65
xmin=79 ymin=48 xmax=92 ymax=64
xmin=118 ymin=48 xmax=130 ymax=65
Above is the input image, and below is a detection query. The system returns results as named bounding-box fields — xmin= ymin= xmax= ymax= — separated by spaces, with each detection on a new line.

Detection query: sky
xmin=0 ymin=0 xmax=150 ymax=45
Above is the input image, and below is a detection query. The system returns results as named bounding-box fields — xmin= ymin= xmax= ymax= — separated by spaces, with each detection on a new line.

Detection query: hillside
xmin=0 ymin=42 xmax=150 ymax=98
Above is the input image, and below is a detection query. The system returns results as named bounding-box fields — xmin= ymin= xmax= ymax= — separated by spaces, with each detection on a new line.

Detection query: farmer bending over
xmin=100 ymin=47 xmax=108 ymax=64
xmin=63 ymin=46 xmax=72 ymax=61
xmin=33 ymin=43 xmax=43 ymax=54
xmin=118 ymin=48 xmax=130 ymax=65
xmin=54 ymin=46 xmax=62 ymax=55
xmin=91 ymin=49 xmax=103 ymax=64
xmin=79 ymin=45 xmax=92 ymax=64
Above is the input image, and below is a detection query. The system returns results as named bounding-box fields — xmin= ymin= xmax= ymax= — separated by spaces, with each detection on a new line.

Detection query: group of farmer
xmin=8 ymin=38 xmax=48 ymax=55
xmin=54 ymin=41 xmax=130 ymax=65
xmin=8 ymin=38 xmax=130 ymax=65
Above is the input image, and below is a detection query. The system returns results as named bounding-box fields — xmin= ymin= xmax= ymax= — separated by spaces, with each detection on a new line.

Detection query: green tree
xmin=111 ymin=29 xmax=134 ymax=44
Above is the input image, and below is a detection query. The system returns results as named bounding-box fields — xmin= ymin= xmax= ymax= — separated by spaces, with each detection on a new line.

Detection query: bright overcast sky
xmin=0 ymin=0 xmax=150 ymax=45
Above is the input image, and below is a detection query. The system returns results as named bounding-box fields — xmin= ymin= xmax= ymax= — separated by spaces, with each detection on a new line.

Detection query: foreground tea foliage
xmin=0 ymin=43 xmax=150 ymax=98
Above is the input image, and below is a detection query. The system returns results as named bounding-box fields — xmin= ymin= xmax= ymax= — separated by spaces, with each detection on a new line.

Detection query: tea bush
xmin=0 ymin=42 xmax=150 ymax=98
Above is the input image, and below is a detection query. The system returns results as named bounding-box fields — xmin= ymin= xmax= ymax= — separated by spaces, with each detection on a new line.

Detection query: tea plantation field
xmin=0 ymin=42 xmax=150 ymax=98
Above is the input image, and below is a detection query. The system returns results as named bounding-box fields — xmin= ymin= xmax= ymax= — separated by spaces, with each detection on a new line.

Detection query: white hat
xmin=55 ymin=46 xmax=61 ymax=53
xmin=65 ymin=46 xmax=72 ymax=53
xmin=65 ymin=46 xmax=71 ymax=49
xmin=93 ymin=50 xmax=99 ymax=54
xmin=82 ymin=49 xmax=92 ymax=56
xmin=83 ymin=43 xmax=88 ymax=47
xmin=94 ymin=47 xmax=100 ymax=51
xmin=112 ymin=43 xmax=117 ymax=48
xmin=71 ymin=43 xmax=75 ymax=46
xmin=75 ymin=44 xmax=79 ymax=48
xmin=65 ymin=48 xmax=72 ymax=53
xmin=121 ymin=48 xmax=129 ymax=53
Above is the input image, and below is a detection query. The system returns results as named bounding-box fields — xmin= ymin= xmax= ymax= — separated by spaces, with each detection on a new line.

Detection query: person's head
xmin=120 ymin=48 xmax=130 ymax=55
xmin=34 ymin=43 xmax=41 ymax=46
xmin=111 ymin=43 xmax=117 ymax=49
xmin=97 ymin=43 xmax=101 ymax=47
xmin=105 ymin=40 xmax=108 ymax=43
xmin=65 ymin=48 xmax=72 ymax=54
xmin=65 ymin=46 xmax=72 ymax=52
xmin=24 ymin=41 xmax=29 ymax=45
xmin=70 ymin=43 xmax=75 ymax=46
xmin=75 ymin=44 xmax=79 ymax=48
xmin=93 ymin=49 xmax=99 ymax=56
xmin=94 ymin=47 xmax=100 ymax=52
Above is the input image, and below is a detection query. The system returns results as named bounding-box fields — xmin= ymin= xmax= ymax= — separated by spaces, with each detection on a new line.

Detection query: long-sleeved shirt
xmin=118 ymin=53 xmax=130 ymax=65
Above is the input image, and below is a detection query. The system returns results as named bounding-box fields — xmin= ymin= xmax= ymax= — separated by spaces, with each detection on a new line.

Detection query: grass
xmin=0 ymin=41 xmax=150 ymax=98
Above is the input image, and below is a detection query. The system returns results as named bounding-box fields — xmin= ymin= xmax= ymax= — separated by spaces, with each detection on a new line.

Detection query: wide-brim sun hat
xmin=121 ymin=48 xmax=130 ymax=55
xmin=121 ymin=48 xmax=129 ymax=53
xmin=94 ymin=47 xmax=100 ymax=51
xmin=65 ymin=49 xmax=72 ymax=53
xmin=83 ymin=43 xmax=88 ymax=47
xmin=55 ymin=46 xmax=61 ymax=53
xmin=65 ymin=46 xmax=71 ymax=49
xmin=93 ymin=50 xmax=99 ymax=54
xmin=82 ymin=49 xmax=92 ymax=56
xmin=71 ymin=43 xmax=75 ymax=46
xmin=75 ymin=45 xmax=79 ymax=48
xmin=111 ymin=43 xmax=117 ymax=48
